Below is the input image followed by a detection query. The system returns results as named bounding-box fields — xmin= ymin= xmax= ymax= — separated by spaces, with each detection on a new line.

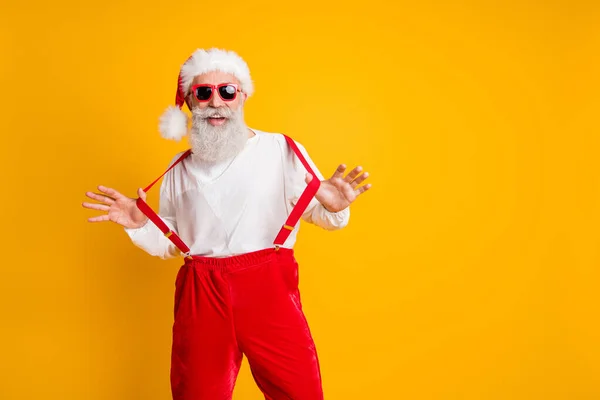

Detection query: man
xmin=82 ymin=48 xmax=371 ymax=400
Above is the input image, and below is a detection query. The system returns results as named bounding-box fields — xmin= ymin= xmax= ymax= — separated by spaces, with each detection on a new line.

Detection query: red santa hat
xmin=159 ymin=48 xmax=254 ymax=141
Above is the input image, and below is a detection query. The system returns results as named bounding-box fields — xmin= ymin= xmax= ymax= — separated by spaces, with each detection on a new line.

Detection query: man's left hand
xmin=305 ymin=164 xmax=372 ymax=213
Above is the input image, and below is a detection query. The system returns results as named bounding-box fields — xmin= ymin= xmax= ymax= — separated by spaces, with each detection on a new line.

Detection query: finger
xmin=85 ymin=191 xmax=115 ymax=205
xmin=354 ymin=183 xmax=372 ymax=196
xmin=350 ymin=172 xmax=369 ymax=189
xmin=331 ymin=164 xmax=346 ymax=180
xmin=137 ymin=188 xmax=147 ymax=201
xmin=82 ymin=202 xmax=110 ymax=211
xmin=344 ymin=166 xmax=363 ymax=183
xmin=98 ymin=185 xmax=126 ymax=201
xmin=87 ymin=214 xmax=110 ymax=222
xmin=305 ymin=173 xmax=314 ymax=185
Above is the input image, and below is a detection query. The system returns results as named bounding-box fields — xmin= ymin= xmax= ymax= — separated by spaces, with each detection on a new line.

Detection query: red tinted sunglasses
xmin=190 ymin=83 xmax=241 ymax=102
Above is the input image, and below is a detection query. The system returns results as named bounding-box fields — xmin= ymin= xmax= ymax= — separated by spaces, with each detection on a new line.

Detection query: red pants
xmin=170 ymin=247 xmax=324 ymax=400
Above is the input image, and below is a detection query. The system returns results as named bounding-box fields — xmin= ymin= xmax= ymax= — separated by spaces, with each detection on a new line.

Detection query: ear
xmin=239 ymin=92 xmax=248 ymax=107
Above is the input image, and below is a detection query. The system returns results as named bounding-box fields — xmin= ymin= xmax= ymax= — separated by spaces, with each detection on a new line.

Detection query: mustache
xmin=192 ymin=106 xmax=235 ymax=119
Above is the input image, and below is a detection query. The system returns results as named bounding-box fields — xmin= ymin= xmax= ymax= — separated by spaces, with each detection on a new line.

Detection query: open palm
xmin=82 ymin=185 xmax=148 ymax=229
xmin=305 ymin=164 xmax=371 ymax=213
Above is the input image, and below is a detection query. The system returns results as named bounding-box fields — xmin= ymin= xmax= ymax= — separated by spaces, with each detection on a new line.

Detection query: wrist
xmin=321 ymin=203 xmax=339 ymax=213
xmin=130 ymin=218 xmax=149 ymax=230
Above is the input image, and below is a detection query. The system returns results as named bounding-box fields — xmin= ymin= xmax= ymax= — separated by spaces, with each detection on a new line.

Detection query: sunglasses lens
xmin=219 ymin=85 xmax=237 ymax=100
xmin=194 ymin=86 xmax=212 ymax=101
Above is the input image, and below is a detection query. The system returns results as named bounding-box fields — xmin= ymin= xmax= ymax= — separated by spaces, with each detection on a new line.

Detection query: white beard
xmin=187 ymin=106 xmax=248 ymax=163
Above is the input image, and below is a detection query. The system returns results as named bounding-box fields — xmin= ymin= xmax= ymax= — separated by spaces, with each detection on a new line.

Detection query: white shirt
xmin=124 ymin=129 xmax=350 ymax=259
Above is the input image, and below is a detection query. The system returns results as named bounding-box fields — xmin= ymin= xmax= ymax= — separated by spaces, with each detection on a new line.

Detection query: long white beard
xmin=188 ymin=106 xmax=248 ymax=163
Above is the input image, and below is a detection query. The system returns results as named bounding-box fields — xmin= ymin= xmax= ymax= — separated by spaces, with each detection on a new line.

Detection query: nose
xmin=208 ymin=90 xmax=225 ymax=108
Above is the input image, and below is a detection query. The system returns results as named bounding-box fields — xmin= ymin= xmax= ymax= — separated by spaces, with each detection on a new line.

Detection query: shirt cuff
xmin=315 ymin=203 xmax=350 ymax=230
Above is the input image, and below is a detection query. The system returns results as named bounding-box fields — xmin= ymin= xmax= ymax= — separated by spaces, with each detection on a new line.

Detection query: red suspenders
xmin=135 ymin=149 xmax=193 ymax=258
xmin=135 ymin=135 xmax=321 ymax=259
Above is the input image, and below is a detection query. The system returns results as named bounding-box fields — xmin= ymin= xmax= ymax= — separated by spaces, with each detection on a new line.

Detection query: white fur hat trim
xmin=158 ymin=105 xmax=188 ymax=141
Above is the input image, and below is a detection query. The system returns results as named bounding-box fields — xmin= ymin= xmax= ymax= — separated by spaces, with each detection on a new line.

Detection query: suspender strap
xmin=272 ymin=135 xmax=321 ymax=248
xmin=135 ymin=149 xmax=193 ymax=258
xmin=143 ymin=149 xmax=192 ymax=192
xmin=135 ymin=198 xmax=192 ymax=256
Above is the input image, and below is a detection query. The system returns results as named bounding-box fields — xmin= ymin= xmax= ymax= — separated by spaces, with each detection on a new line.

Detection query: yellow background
xmin=1 ymin=0 xmax=599 ymax=399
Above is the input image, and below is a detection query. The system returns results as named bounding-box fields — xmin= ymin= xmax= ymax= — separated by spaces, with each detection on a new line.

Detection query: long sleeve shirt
xmin=124 ymin=129 xmax=350 ymax=259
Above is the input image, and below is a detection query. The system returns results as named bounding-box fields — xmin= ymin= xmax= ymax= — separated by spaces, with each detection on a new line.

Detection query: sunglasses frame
xmin=190 ymin=83 xmax=241 ymax=102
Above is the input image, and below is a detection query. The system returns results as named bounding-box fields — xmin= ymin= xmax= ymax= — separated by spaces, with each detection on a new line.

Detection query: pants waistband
xmin=184 ymin=247 xmax=295 ymax=271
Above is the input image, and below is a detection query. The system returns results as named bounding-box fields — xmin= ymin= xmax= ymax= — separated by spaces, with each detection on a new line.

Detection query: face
xmin=186 ymin=71 xmax=247 ymax=126
xmin=185 ymin=71 xmax=249 ymax=163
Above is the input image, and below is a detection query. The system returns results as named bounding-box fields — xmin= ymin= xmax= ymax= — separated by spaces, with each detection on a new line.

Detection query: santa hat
xmin=158 ymin=48 xmax=254 ymax=141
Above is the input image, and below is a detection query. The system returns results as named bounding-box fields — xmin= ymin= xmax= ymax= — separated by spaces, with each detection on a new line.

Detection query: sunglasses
xmin=190 ymin=83 xmax=241 ymax=102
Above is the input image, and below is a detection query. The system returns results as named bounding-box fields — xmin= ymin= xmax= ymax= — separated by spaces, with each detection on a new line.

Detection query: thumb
xmin=137 ymin=188 xmax=147 ymax=201
xmin=305 ymin=173 xmax=313 ymax=184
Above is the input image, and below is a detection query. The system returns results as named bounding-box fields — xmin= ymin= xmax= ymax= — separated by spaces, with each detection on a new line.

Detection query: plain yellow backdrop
xmin=1 ymin=0 xmax=599 ymax=399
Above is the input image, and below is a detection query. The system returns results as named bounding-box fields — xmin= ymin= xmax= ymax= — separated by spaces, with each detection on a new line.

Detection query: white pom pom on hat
xmin=158 ymin=48 xmax=254 ymax=141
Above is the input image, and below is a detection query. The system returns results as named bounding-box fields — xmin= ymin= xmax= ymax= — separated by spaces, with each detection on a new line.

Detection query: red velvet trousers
xmin=170 ymin=247 xmax=324 ymax=400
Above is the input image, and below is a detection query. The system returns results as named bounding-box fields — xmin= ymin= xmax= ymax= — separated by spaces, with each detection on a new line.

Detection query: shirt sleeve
xmin=123 ymin=168 xmax=181 ymax=260
xmin=282 ymin=136 xmax=350 ymax=231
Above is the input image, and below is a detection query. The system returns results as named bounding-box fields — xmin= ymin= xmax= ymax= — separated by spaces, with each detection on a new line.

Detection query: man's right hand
xmin=82 ymin=185 xmax=149 ymax=229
